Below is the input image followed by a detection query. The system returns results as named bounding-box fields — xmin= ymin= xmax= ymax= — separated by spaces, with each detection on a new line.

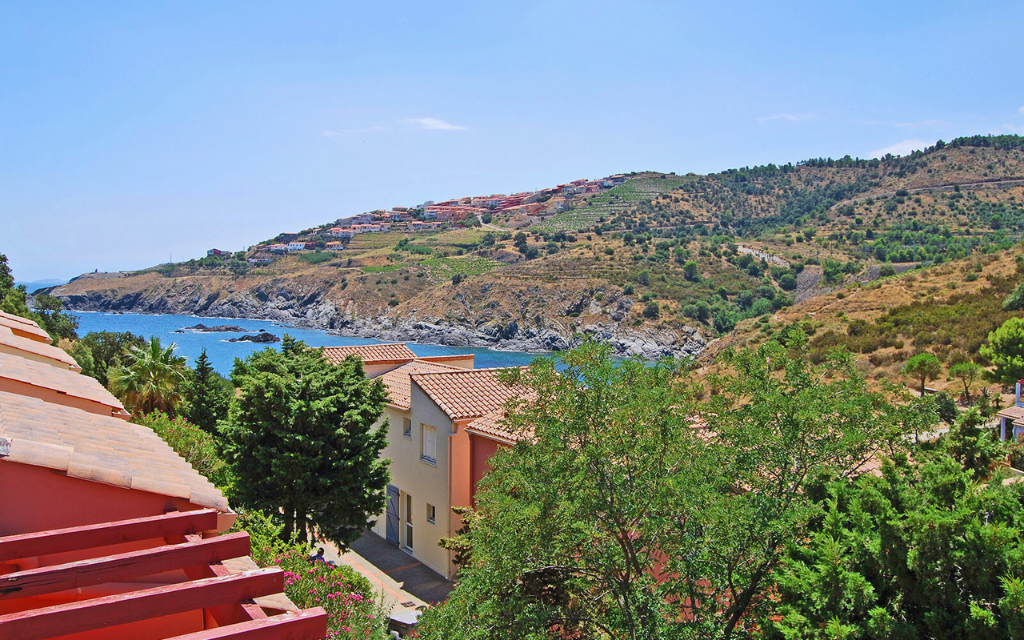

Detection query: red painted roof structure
xmin=0 ymin=313 xmax=327 ymax=639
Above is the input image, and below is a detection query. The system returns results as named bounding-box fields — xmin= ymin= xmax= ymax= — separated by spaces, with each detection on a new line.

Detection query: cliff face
xmin=52 ymin=271 xmax=706 ymax=360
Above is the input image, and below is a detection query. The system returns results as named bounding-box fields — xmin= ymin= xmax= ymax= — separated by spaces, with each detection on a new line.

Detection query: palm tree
xmin=109 ymin=336 xmax=187 ymax=415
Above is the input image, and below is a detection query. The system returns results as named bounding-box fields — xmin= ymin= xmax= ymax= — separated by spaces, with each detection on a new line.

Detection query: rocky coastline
xmin=54 ymin=289 xmax=706 ymax=360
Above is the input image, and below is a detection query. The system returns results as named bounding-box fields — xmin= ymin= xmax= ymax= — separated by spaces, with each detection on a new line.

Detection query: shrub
xmin=643 ymin=302 xmax=659 ymax=318
xmin=299 ymin=252 xmax=334 ymax=265
xmin=232 ymin=511 xmax=389 ymax=639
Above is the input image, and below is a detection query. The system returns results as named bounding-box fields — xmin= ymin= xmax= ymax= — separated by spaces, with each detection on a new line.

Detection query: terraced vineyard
xmin=531 ymin=175 xmax=692 ymax=232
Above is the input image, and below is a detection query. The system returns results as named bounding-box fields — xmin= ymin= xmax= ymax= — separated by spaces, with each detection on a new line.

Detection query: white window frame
xmin=421 ymin=424 xmax=437 ymax=465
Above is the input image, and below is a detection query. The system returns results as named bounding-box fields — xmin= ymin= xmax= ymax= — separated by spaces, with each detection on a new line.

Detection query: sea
xmin=74 ymin=312 xmax=542 ymax=375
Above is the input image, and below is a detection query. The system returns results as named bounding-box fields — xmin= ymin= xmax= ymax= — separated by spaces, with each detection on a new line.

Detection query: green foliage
xmin=297 ymin=251 xmax=334 ymax=265
xmin=221 ymin=336 xmax=390 ymax=548
xmin=420 ymin=341 xmax=906 ymax=640
xmin=683 ymin=260 xmax=699 ymax=281
xmin=133 ymin=411 xmax=231 ymax=490
xmin=769 ymin=450 xmax=1024 ymax=639
xmin=778 ymin=272 xmax=797 ymax=291
xmin=0 ymin=253 xmax=14 ymax=300
xmin=0 ymin=253 xmax=43 ymax=327
xmin=1006 ymin=282 xmax=1024 ymax=311
xmin=949 ymin=360 xmax=984 ymax=402
xmin=231 ymin=510 xmax=389 ymax=639
xmin=32 ymin=293 xmax=79 ymax=342
xmin=421 ymin=256 xmax=501 ymax=278
xmin=643 ymin=301 xmax=659 ymax=318
xmin=181 ymin=349 xmax=231 ymax=433
xmin=903 ymin=352 xmax=942 ymax=396
xmin=943 ymin=407 xmax=1003 ymax=478
xmin=981 ymin=316 xmax=1024 ymax=386
xmin=74 ymin=331 xmax=147 ymax=387
xmin=109 ymin=336 xmax=188 ymax=415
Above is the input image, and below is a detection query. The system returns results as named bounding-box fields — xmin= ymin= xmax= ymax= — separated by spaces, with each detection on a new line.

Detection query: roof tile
xmin=465 ymin=409 xmax=526 ymax=443
xmin=0 ymin=390 xmax=226 ymax=510
xmin=0 ymin=312 xmax=52 ymax=343
xmin=0 ymin=351 xmax=127 ymax=414
xmin=322 ymin=343 xmax=417 ymax=365
xmin=377 ymin=359 xmax=461 ymax=409
xmin=0 ymin=325 xmax=81 ymax=371
xmin=411 ymin=368 xmax=532 ymax=421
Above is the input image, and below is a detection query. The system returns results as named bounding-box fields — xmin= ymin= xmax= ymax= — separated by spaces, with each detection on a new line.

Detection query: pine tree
xmin=221 ymin=336 xmax=391 ymax=548
xmin=183 ymin=349 xmax=229 ymax=433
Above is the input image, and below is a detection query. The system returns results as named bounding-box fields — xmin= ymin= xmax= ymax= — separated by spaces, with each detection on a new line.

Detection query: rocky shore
xmin=54 ymin=285 xmax=706 ymax=360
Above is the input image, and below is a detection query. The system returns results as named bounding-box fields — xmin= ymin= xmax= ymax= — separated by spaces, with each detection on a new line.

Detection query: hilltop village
xmin=239 ymin=175 xmax=627 ymax=263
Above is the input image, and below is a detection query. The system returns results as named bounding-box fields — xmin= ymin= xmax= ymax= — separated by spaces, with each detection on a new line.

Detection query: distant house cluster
xmin=243 ymin=173 xmax=627 ymax=264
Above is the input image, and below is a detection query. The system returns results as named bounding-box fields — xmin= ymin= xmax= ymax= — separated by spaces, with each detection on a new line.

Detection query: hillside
xmin=50 ymin=135 xmax=1024 ymax=359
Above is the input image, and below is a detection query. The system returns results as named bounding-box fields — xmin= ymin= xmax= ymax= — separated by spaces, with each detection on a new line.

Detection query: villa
xmin=323 ymin=344 xmax=532 ymax=580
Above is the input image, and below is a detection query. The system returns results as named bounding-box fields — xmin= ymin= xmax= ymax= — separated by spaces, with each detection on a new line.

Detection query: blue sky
xmin=3 ymin=1 xmax=1023 ymax=282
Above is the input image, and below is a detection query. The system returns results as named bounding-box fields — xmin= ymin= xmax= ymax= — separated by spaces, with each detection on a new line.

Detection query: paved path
xmin=319 ymin=530 xmax=454 ymax=628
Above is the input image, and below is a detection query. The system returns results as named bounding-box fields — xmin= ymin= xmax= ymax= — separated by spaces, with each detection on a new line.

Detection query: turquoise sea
xmin=74 ymin=312 xmax=541 ymax=374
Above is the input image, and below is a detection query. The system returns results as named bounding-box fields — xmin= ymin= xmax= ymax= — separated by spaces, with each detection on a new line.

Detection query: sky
xmin=3 ymin=1 xmax=1023 ymax=282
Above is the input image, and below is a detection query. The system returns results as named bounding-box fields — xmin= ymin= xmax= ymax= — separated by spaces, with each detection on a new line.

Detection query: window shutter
xmin=423 ymin=425 xmax=436 ymax=461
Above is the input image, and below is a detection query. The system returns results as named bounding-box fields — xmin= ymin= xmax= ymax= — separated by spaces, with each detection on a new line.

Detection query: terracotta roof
xmin=411 ymin=368 xmax=531 ymax=421
xmin=0 ymin=311 xmax=51 ymax=343
xmin=0 ymin=351 xmax=128 ymax=416
xmin=377 ymin=359 xmax=461 ymax=410
xmin=322 ymin=343 xmax=417 ymax=365
xmin=465 ymin=409 xmax=526 ymax=443
xmin=0 ymin=325 xmax=81 ymax=371
xmin=0 ymin=389 xmax=227 ymax=510
xmin=417 ymin=354 xmax=476 ymax=366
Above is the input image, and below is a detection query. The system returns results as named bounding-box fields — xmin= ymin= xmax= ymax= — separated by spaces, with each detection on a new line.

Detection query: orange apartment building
xmin=322 ymin=344 xmax=531 ymax=580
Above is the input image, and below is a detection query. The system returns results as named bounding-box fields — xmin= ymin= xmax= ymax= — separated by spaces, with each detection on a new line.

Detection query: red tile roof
xmin=322 ymin=343 xmax=417 ymax=365
xmin=0 ymin=389 xmax=227 ymax=510
xmin=0 ymin=351 xmax=128 ymax=416
xmin=411 ymin=368 xmax=532 ymax=421
xmin=465 ymin=409 xmax=525 ymax=443
xmin=378 ymin=359 xmax=461 ymax=410
xmin=0 ymin=325 xmax=81 ymax=371
xmin=0 ymin=311 xmax=51 ymax=343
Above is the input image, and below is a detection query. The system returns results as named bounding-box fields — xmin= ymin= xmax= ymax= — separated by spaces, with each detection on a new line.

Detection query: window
xmin=402 ymin=417 xmax=412 ymax=439
xmin=426 ymin=503 xmax=436 ymax=524
xmin=421 ymin=424 xmax=436 ymax=464
xmin=405 ymin=494 xmax=414 ymax=550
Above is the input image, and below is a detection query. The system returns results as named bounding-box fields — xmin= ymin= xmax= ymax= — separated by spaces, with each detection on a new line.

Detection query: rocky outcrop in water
xmin=183 ymin=323 xmax=248 ymax=332
xmin=227 ymin=331 xmax=280 ymax=343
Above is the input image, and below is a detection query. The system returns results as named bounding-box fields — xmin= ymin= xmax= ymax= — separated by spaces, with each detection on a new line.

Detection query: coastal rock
xmin=227 ymin=331 xmax=280 ymax=343
xmin=183 ymin=323 xmax=248 ymax=332
xmin=53 ymin=279 xmax=706 ymax=360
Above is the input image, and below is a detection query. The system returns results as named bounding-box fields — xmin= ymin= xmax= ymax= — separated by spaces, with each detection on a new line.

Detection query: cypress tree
xmin=221 ymin=336 xmax=390 ymax=548
xmin=183 ymin=349 xmax=229 ymax=433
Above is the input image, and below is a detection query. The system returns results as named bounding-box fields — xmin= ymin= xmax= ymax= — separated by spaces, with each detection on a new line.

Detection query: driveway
xmin=348 ymin=530 xmax=455 ymax=605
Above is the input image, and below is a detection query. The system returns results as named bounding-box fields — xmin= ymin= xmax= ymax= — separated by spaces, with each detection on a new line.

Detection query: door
xmin=385 ymin=485 xmax=400 ymax=545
